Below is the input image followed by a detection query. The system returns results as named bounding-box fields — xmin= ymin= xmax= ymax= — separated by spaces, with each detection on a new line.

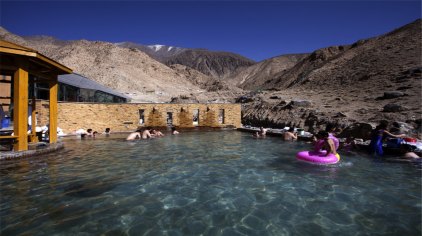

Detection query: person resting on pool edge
xmin=253 ymin=126 xmax=267 ymax=138
xmin=283 ymin=127 xmax=298 ymax=141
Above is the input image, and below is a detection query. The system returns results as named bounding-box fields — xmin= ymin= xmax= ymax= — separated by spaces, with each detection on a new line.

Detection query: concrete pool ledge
xmin=0 ymin=142 xmax=64 ymax=160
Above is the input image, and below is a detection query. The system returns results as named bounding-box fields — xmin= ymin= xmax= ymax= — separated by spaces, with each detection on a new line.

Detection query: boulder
xmin=236 ymin=96 xmax=254 ymax=103
xmin=289 ymin=100 xmax=312 ymax=107
xmin=383 ymin=91 xmax=405 ymax=99
xmin=335 ymin=112 xmax=347 ymax=118
xmin=170 ymin=95 xmax=199 ymax=104
xmin=337 ymin=123 xmax=373 ymax=140
xmin=383 ymin=103 xmax=409 ymax=112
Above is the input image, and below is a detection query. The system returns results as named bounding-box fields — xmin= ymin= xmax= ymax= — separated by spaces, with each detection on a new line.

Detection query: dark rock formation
xmin=337 ymin=123 xmax=373 ymax=140
xmin=164 ymin=49 xmax=255 ymax=79
xmin=383 ymin=103 xmax=409 ymax=112
xmin=383 ymin=91 xmax=406 ymax=99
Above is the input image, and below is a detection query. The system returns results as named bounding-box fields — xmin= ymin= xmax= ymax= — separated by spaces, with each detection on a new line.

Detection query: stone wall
xmin=35 ymin=100 xmax=241 ymax=133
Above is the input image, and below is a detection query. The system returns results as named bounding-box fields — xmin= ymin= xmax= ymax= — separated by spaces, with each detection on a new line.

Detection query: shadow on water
xmin=266 ymin=155 xmax=342 ymax=179
xmin=63 ymin=177 xmax=122 ymax=198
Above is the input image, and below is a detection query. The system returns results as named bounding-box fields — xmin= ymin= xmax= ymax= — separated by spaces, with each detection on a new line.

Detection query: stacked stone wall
xmin=34 ymin=100 xmax=241 ymax=133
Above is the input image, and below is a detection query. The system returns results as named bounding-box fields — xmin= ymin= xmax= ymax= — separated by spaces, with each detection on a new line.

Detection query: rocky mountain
xmin=116 ymin=41 xmax=256 ymax=80
xmin=254 ymin=19 xmax=421 ymax=92
xmin=168 ymin=64 xmax=242 ymax=92
xmin=227 ymin=53 xmax=309 ymax=89
xmin=0 ymin=27 xmax=234 ymax=103
xmin=239 ymin=18 xmax=421 ymax=137
xmin=116 ymin=42 xmax=186 ymax=61
xmin=164 ymin=49 xmax=256 ymax=79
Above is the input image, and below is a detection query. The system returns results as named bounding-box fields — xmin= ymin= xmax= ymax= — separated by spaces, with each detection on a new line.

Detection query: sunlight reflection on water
xmin=0 ymin=131 xmax=420 ymax=235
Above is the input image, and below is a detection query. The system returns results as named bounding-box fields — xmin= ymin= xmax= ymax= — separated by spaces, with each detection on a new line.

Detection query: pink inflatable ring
xmin=296 ymin=150 xmax=340 ymax=165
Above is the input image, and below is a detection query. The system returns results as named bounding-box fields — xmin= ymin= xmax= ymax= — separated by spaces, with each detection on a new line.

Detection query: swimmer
xmin=253 ymin=127 xmax=267 ymax=138
xmin=369 ymin=120 xmax=405 ymax=156
xmin=283 ymin=127 xmax=298 ymax=141
xmin=400 ymin=144 xmax=421 ymax=159
xmin=142 ymin=127 xmax=153 ymax=139
xmin=325 ymin=124 xmax=339 ymax=150
xmin=152 ymin=129 xmax=164 ymax=137
xmin=320 ymin=131 xmax=339 ymax=158
xmin=171 ymin=127 xmax=179 ymax=135
xmin=126 ymin=129 xmax=142 ymax=140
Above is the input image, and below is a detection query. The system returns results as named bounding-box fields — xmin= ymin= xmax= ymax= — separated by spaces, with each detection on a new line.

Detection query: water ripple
xmin=0 ymin=131 xmax=420 ymax=235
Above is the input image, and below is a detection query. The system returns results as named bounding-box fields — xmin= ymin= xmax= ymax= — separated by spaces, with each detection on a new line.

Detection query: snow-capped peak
xmin=148 ymin=44 xmax=165 ymax=52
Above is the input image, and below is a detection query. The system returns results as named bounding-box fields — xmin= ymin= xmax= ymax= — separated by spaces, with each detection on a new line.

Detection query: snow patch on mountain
xmin=148 ymin=44 xmax=164 ymax=51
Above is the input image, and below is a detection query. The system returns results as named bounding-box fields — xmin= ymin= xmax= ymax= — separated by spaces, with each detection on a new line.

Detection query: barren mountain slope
xmin=168 ymin=64 xmax=243 ymax=92
xmin=0 ymin=28 xmax=209 ymax=102
xmin=263 ymin=19 xmax=421 ymax=91
xmin=240 ymin=19 xmax=421 ymax=135
xmin=117 ymin=42 xmax=256 ymax=81
xmin=228 ymin=53 xmax=309 ymax=89
xmin=116 ymin=42 xmax=186 ymax=62
xmin=164 ymin=49 xmax=256 ymax=79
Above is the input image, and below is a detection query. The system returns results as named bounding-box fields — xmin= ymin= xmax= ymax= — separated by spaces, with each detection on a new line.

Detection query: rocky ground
xmin=238 ymin=84 xmax=421 ymax=139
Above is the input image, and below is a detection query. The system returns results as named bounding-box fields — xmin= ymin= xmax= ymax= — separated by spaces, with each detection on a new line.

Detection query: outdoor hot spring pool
xmin=1 ymin=130 xmax=421 ymax=235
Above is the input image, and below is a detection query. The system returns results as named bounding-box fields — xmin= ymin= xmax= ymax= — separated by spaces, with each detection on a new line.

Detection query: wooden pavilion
xmin=0 ymin=40 xmax=72 ymax=151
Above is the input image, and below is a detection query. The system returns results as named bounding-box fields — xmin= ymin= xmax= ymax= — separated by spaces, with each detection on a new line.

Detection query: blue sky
xmin=1 ymin=1 xmax=420 ymax=61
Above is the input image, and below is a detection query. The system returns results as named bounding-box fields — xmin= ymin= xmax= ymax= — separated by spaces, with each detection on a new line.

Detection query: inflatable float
xmin=296 ymin=150 xmax=340 ymax=165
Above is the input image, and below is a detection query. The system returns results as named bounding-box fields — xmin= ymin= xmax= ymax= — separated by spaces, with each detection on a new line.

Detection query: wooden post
xmin=13 ymin=68 xmax=28 ymax=151
xmin=49 ymin=78 xmax=58 ymax=143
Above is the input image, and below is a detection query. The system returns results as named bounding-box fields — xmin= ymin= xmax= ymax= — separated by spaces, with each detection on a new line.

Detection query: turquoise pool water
xmin=0 ymin=131 xmax=421 ymax=235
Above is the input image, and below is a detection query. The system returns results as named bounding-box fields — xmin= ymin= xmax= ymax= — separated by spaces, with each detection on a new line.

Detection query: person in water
xmin=340 ymin=136 xmax=358 ymax=153
xmin=253 ymin=126 xmax=267 ymax=138
xmin=313 ymin=131 xmax=325 ymax=152
xmin=320 ymin=131 xmax=340 ymax=160
xmin=400 ymin=144 xmax=421 ymax=159
xmin=103 ymin=128 xmax=111 ymax=135
xmin=126 ymin=128 xmax=142 ymax=140
xmin=283 ymin=127 xmax=298 ymax=141
xmin=325 ymin=124 xmax=340 ymax=150
xmin=151 ymin=129 xmax=164 ymax=137
xmin=369 ymin=120 xmax=406 ymax=156
xmin=171 ymin=126 xmax=179 ymax=135
xmin=142 ymin=127 xmax=153 ymax=139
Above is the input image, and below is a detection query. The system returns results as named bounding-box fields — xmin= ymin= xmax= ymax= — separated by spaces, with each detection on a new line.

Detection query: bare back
xmin=126 ymin=132 xmax=140 ymax=140
xmin=142 ymin=130 xmax=152 ymax=139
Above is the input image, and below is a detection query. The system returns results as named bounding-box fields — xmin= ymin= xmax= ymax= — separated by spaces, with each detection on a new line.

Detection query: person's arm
xmin=383 ymin=130 xmax=405 ymax=138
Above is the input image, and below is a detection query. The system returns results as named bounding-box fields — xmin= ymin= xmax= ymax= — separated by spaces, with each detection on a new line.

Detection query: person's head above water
xmin=325 ymin=124 xmax=336 ymax=132
xmin=377 ymin=120 xmax=389 ymax=130
xmin=318 ymin=130 xmax=329 ymax=138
